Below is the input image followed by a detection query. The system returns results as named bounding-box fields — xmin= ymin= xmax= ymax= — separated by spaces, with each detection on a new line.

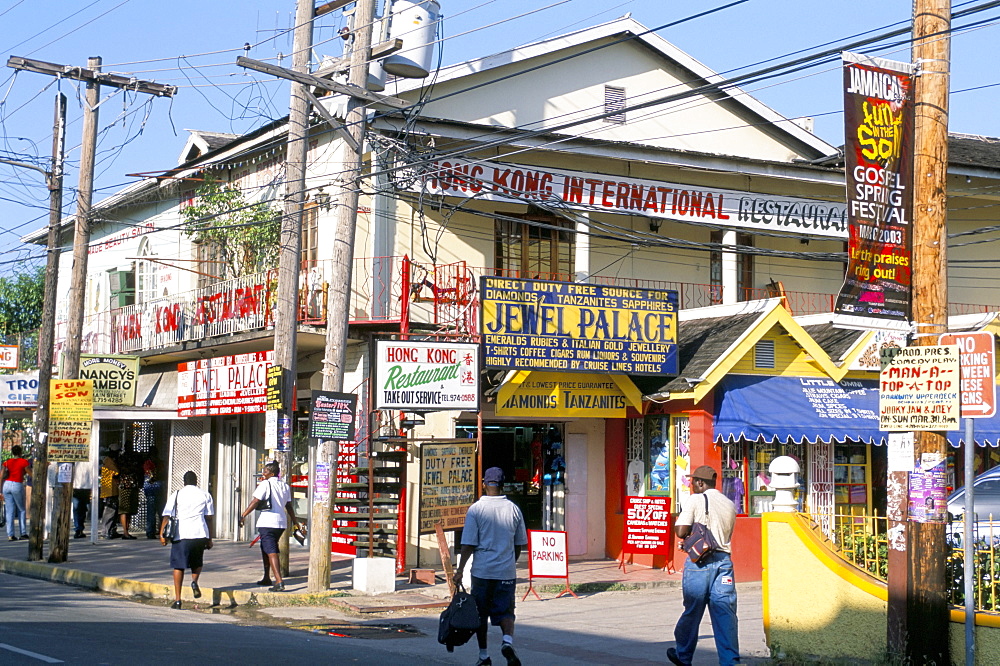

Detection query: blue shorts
xmin=471 ymin=576 xmax=516 ymax=626
xmin=170 ymin=538 xmax=209 ymax=571
xmin=258 ymin=527 xmax=284 ymax=554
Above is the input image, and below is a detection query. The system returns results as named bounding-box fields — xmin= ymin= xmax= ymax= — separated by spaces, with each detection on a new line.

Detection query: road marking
xmin=0 ymin=644 xmax=63 ymax=663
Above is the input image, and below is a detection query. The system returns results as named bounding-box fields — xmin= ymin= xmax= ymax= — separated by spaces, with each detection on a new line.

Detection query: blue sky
xmin=0 ymin=0 xmax=997 ymax=274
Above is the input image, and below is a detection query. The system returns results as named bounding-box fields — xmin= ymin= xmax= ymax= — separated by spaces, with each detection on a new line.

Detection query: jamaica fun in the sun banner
xmin=835 ymin=52 xmax=915 ymax=327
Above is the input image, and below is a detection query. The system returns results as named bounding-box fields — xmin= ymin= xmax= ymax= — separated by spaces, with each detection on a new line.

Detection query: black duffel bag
xmin=438 ymin=583 xmax=481 ymax=652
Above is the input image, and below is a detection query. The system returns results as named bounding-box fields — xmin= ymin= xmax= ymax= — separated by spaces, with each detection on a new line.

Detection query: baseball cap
xmin=688 ymin=465 xmax=717 ymax=482
xmin=483 ymin=467 xmax=504 ymax=486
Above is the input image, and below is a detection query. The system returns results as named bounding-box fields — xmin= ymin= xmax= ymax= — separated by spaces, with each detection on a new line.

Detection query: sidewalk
xmin=0 ymin=536 xmax=770 ymax=663
xmin=0 ymin=534 xmax=691 ymax=609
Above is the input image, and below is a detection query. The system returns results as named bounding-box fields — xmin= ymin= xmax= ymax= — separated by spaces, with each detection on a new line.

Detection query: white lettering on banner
xmin=411 ymin=158 xmax=848 ymax=238
xmin=177 ymin=350 xmax=274 ymax=417
xmin=90 ymin=222 xmax=155 ymax=254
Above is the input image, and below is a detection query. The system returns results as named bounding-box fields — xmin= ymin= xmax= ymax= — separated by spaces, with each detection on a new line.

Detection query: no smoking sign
xmin=939 ymin=331 xmax=996 ymax=418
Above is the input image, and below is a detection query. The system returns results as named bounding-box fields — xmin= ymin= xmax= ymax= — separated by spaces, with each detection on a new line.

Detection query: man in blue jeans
xmin=669 ymin=465 xmax=740 ymax=666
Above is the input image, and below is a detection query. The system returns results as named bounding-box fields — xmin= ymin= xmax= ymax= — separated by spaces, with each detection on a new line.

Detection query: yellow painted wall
xmin=729 ymin=330 xmax=827 ymax=377
xmin=763 ymin=514 xmax=887 ymax=661
xmin=764 ymin=513 xmax=1000 ymax=664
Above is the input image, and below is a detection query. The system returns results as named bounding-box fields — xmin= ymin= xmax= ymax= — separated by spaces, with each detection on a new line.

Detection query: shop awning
xmin=714 ymin=375 xmax=887 ymax=446
xmin=713 ymin=374 xmax=1000 ymax=447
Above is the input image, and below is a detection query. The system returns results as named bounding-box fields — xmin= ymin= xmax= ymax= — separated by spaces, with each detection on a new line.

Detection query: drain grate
xmin=295 ymin=623 xmax=422 ymax=640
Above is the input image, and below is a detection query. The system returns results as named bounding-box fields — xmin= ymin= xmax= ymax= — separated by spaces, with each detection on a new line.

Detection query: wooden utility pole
xmin=4 ymin=94 xmax=66 ymax=562
xmin=7 ymin=56 xmax=175 ymax=563
xmin=907 ymin=1 xmax=951 ymax=663
xmin=314 ymin=0 xmax=377 ymax=594
xmin=239 ymin=0 xmax=394 ymax=592
xmin=267 ymin=0 xmax=317 ymax=580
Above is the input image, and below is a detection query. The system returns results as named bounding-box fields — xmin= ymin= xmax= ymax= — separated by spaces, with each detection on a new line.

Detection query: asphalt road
xmin=0 ymin=573 xmax=448 ymax=665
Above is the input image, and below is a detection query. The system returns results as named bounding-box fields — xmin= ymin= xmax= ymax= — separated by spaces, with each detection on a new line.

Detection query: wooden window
xmin=301 ymin=202 xmax=319 ymax=270
xmin=710 ymin=231 xmax=754 ymax=302
xmin=494 ymin=212 xmax=574 ymax=281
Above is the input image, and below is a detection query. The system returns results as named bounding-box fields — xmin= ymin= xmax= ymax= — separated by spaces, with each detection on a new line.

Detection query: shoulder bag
xmin=680 ymin=494 xmax=720 ymax=564
xmin=255 ymin=478 xmax=272 ymax=513
xmin=161 ymin=490 xmax=180 ymax=542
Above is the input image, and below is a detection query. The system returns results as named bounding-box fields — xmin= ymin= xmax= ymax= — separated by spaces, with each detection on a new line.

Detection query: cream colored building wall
xmin=414 ymin=41 xmax=811 ymax=162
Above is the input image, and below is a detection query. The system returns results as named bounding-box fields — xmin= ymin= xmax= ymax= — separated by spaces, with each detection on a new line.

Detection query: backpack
xmin=437 ymin=584 xmax=481 ymax=652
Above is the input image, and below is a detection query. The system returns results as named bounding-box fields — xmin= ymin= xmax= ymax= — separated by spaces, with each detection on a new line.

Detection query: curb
xmin=0 ymin=556 xmax=342 ymax=607
xmin=1 ymin=555 xmax=762 ymax=608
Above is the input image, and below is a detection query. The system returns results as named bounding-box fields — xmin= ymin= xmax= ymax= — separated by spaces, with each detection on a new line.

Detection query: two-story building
xmin=28 ymin=16 xmax=1000 ymax=577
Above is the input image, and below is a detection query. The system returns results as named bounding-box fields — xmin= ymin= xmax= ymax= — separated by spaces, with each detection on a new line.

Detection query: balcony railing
xmin=52 ymin=257 xmax=1000 ymax=356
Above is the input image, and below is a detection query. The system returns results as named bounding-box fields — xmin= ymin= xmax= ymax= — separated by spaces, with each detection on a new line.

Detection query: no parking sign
xmin=524 ymin=530 xmax=577 ymax=600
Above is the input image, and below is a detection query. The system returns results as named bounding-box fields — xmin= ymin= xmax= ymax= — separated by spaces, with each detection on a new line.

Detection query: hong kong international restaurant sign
xmin=481 ymin=277 xmax=678 ymax=376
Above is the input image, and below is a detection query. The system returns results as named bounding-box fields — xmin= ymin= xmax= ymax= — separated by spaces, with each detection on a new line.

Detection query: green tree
xmin=182 ymin=178 xmax=280 ymax=279
xmin=0 ymin=266 xmax=43 ymax=370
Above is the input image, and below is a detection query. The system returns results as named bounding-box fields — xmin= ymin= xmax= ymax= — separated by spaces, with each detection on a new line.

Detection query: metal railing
xmin=50 ymin=256 xmax=1000 ymax=356
xmin=803 ymin=510 xmax=889 ymax=581
xmin=946 ymin=518 xmax=1000 ymax=612
xmin=802 ymin=511 xmax=1000 ymax=614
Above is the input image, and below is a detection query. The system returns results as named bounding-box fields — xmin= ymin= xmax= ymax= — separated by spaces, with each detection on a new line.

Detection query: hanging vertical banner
xmin=834 ymin=52 xmax=916 ymax=330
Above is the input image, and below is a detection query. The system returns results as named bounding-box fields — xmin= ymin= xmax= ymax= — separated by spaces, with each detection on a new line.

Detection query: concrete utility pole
xmin=239 ymin=0 xmax=399 ymax=592
xmin=906 ymin=1 xmax=951 ymax=663
xmin=6 ymin=56 xmax=175 ymax=563
xmin=0 ymin=94 xmax=65 ymax=562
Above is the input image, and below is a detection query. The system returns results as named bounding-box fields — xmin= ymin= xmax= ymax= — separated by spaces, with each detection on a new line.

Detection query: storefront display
xmin=456 ymin=422 xmax=566 ymax=531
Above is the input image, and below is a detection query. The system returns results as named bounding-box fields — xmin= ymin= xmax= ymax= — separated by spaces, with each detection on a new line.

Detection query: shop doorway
xmin=457 ymin=423 xmax=566 ymax=531
xmin=212 ymin=416 xmax=260 ymax=540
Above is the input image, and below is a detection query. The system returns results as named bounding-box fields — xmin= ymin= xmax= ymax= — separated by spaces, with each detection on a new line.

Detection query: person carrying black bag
xmin=669 ymin=465 xmax=739 ymax=666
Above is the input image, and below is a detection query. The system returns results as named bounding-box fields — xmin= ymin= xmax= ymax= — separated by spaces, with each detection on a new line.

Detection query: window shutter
xmin=604 ymin=85 xmax=626 ymax=124
xmin=755 ymin=339 xmax=776 ymax=369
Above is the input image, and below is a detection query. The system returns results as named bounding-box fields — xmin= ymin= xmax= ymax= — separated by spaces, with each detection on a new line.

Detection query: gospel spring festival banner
xmin=835 ymin=52 xmax=915 ymax=326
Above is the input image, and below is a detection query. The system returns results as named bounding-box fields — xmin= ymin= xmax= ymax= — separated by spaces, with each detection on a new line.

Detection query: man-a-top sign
xmin=835 ymin=52 xmax=915 ymax=326
xmin=177 ymin=350 xmax=273 ymax=417
xmin=879 ymin=345 xmax=960 ymax=431
xmin=482 ymin=277 xmax=678 ymax=376
xmin=375 ymin=341 xmax=479 ymax=411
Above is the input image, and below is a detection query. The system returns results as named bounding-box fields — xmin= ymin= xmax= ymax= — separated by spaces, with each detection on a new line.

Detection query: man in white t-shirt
xmin=238 ymin=461 xmax=302 ymax=592
xmin=160 ymin=471 xmax=214 ymax=610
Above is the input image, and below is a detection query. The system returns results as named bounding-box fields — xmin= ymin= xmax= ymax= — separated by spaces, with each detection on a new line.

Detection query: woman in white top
xmin=160 ymin=471 xmax=214 ymax=609
xmin=238 ymin=461 xmax=301 ymax=592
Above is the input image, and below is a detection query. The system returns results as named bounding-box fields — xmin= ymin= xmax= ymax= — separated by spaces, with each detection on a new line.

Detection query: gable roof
xmin=646 ymin=298 xmax=845 ymax=404
xmin=388 ymin=15 xmax=836 ymax=159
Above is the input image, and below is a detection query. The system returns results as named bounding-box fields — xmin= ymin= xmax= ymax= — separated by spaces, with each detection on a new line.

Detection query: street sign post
xmin=939 ymin=330 xmax=996 ymax=664
xmin=939 ymin=331 xmax=996 ymax=418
